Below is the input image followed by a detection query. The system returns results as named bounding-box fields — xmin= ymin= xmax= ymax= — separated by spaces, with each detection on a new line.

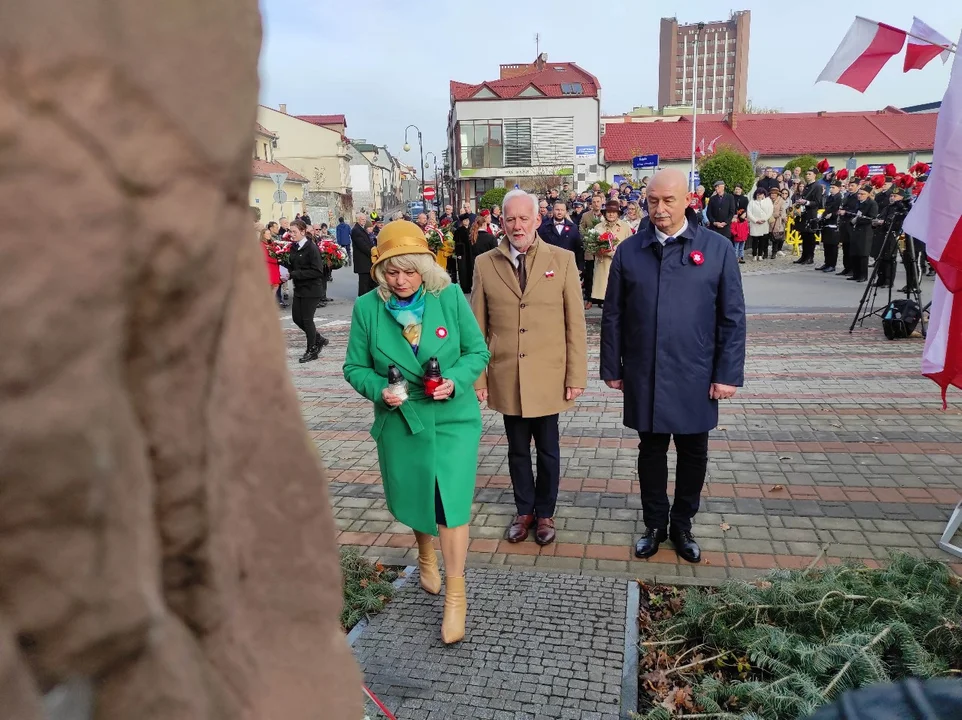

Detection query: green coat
xmin=343 ymin=284 xmax=490 ymax=535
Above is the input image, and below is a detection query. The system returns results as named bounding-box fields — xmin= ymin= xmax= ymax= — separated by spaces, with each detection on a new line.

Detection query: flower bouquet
xmin=319 ymin=239 xmax=348 ymax=270
xmin=424 ymin=225 xmax=456 ymax=267
xmin=268 ymin=241 xmax=292 ymax=267
xmin=583 ymin=228 xmax=617 ymax=256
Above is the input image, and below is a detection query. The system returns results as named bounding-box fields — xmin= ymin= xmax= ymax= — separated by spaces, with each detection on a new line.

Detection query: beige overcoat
xmin=471 ymin=240 xmax=588 ymax=418
xmin=590 ymin=219 xmax=632 ymax=302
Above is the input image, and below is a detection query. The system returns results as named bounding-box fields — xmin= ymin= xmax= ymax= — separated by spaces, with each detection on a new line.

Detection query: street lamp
xmin=404 ymin=124 xmax=425 ymax=207
xmin=425 ymin=151 xmax=443 ymax=211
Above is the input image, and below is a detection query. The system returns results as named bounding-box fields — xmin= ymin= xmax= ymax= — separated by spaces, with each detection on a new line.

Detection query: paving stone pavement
xmin=351 ymin=569 xmax=625 ymax=720
xmin=291 ymin=305 xmax=962 ymax=583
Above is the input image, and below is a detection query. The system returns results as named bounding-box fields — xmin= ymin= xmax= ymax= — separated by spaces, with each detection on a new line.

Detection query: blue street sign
xmin=575 ymin=145 xmax=597 ymax=157
xmin=866 ymin=164 xmax=886 ymax=175
xmin=689 ymin=171 xmax=701 ymax=186
xmin=632 ymin=153 xmax=659 ymax=169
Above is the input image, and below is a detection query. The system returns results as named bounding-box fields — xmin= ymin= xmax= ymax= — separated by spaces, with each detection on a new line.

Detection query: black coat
xmin=600 ymin=212 xmax=746 ymax=434
xmin=756 ymin=177 xmax=778 ymax=194
xmin=733 ymin=193 xmax=749 ymax=216
xmin=471 ymin=231 xmax=499 ymax=259
xmin=822 ymin=192 xmax=842 ymax=227
xmin=454 ymin=225 xmax=472 ymax=293
xmin=706 ymin=192 xmax=737 ymax=237
xmin=538 ymin=219 xmax=585 ymax=273
xmin=288 ymin=239 xmax=327 ymax=298
xmin=799 ymin=183 xmax=824 ymax=227
xmin=851 ymin=198 xmax=878 ymax=257
xmin=351 ymin=222 xmax=374 ymax=275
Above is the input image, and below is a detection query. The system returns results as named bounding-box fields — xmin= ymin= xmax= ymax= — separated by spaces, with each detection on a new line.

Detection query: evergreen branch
xmin=821 ymin=626 xmax=893 ymax=699
xmin=665 ymin=651 xmax=729 ymax=676
xmin=640 ymin=637 xmax=688 ymax=647
xmin=803 ymin=544 xmax=831 ymax=575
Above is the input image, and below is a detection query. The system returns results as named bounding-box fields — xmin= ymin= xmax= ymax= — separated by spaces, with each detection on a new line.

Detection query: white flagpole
xmin=690 ymin=22 xmax=704 ymax=192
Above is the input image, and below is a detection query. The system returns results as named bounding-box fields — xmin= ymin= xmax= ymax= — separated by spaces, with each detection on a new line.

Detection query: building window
xmin=532 ymin=117 xmax=574 ymax=166
xmin=459 ymin=120 xmax=504 ymax=169
xmin=504 ymin=118 xmax=532 ymax=167
xmin=560 ymin=82 xmax=583 ymax=95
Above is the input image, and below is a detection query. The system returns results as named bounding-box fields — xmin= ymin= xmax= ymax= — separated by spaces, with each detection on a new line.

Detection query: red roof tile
xmin=251 ymin=159 xmax=308 ymax=183
xmin=254 ymin=122 xmax=276 ymax=138
xmin=601 ymin=110 xmax=936 ymax=163
xmin=297 ymin=114 xmax=347 ymax=127
xmin=451 ymin=62 xmax=599 ymax=101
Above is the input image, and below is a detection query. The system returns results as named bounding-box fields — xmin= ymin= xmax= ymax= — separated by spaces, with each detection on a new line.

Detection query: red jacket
xmin=263 ymin=243 xmax=281 ymax=285
xmin=731 ymin=218 xmax=749 ymax=242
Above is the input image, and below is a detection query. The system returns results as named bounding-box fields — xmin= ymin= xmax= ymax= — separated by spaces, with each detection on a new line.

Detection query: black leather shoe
xmin=821 ymin=266 xmax=835 ymax=273
xmin=837 ymin=269 xmax=852 ymax=276
xmin=847 ymin=276 xmax=860 ymax=281
xmin=634 ymin=528 xmax=667 ymax=559
xmin=298 ymin=349 xmax=320 ymax=364
xmin=669 ymin=528 xmax=701 ymax=564
xmin=313 ymin=336 xmax=330 ymax=354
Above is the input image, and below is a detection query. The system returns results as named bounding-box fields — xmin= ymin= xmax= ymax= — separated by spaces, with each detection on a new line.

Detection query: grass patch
xmin=633 ymin=554 xmax=962 ymax=719
xmin=341 ymin=547 xmax=400 ymax=631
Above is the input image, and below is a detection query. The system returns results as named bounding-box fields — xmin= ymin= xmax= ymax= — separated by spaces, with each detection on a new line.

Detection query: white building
xmin=447 ymin=54 xmax=602 ymax=209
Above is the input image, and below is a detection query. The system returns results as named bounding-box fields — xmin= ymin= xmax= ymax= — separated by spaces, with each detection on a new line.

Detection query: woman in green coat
xmin=343 ymin=220 xmax=489 ymax=644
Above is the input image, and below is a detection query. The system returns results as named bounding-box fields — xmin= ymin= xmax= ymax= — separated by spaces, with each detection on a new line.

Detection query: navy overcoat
xmin=600 ymin=213 xmax=747 ymax=435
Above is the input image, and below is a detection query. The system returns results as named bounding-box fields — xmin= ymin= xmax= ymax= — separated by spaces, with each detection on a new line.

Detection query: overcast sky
xmin=259 ymin=0 xmax=959 ymax=168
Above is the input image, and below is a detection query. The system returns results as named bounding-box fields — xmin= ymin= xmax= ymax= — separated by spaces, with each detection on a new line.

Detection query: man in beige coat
xmin=472 ymin=189 xmax=588 ymax=546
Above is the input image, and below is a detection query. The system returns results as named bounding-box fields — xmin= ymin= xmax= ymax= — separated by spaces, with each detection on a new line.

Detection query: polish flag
xmin=697 ymin=138 xmax=706 ymax=157
xmin=707 ymin=135 xmax=723 ymax=154
xmin=904 ymin=17 xmax=953 ymax=72
xmin=903 ymin=29 xmax=962 ymax=406
xmin=817 ymin=17 xmax=906 ymax=92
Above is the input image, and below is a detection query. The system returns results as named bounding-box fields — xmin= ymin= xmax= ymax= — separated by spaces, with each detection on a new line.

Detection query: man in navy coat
xmin=538 ymin=201 xmax=585 ymax=273
xmin=600 ymin=169 xmax=746 ymax=563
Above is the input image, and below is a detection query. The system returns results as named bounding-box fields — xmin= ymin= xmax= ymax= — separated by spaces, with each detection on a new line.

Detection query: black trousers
xmin=902 ymin=237 xmax=925 ymax=290
xmin=853 ymin=256 xmax=869 ymax=282
xmin=822 ymin=228 xmax=839 ymax=268
xmin=871 ymin=229 xmax=886 ymax=259
xmin=637 ymin=432 xmax=709 ymax=532
xmin=839 ymin=224 xmax=852 ymax=272
xmin=800 ymin=231 xmax=817 ymax=262
xmin=583 ymin=259 xmax=595 ymax=301
xmin=751 ymin=234 xmax=770 ymax=258
xmin=504 ymin=414 xmax=560 ymax=517
xmin=771 ymin=234 xmax=785 ymax=254
xmin=356 ymin=273 xmax=376 ymax=297
xmin=291 ymin=296 xmax=324 ymax=352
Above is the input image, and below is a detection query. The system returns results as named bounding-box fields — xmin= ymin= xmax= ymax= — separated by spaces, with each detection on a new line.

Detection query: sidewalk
xmin=295 ymin=312 xmax=962 ymax=582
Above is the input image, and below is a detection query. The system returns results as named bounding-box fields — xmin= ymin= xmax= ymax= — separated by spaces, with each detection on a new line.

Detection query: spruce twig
xmin=821 ymin=626 xmax=893 ymax=698
xmin=665 ymin=651 xmax=729 ymax=677
xmin=803 ymin=544 xmax=831 ymax=575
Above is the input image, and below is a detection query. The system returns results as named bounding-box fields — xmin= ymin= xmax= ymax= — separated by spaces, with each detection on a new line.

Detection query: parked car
xmin=406 ymin=202 xmax=425 ymax=217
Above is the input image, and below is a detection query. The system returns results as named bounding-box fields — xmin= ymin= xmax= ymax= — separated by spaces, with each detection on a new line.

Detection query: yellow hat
xmin=369 ymin=220 xmax=434 ymax=279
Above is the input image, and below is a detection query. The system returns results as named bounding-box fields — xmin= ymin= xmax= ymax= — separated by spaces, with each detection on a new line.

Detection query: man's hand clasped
xmin=710 ymin=383 xmax=737 ymax=400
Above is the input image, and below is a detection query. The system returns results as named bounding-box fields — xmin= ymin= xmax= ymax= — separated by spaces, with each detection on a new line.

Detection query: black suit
xmin=798 ymin=183 xmax=824 ymax=262
xmin=288 ymin=239 xmax=328 ymax=353
xmin=872 ymin=191 xmax=891 ymax=258
xmin=820 ymin=192 xmax=842 ymax=269
xmin=838 ymin=191 xmax=860 ymax=274
xmin=706 ymin=192 xmax=736 ymax=238
xmin=538 ymin=219 xmax=585 ymax=273
xmin=351 ymin=222 xmax=375 ymax=296
xmin=851 ymin=198 xmax=878 ymax=281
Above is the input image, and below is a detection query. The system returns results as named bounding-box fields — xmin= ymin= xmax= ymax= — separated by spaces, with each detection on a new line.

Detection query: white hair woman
xmin=343 ymin=220 xmax=490 ymax=644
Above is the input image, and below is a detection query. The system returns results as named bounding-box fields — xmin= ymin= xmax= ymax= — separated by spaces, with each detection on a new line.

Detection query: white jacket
xmin=746 ymin=197 xmax=774 ymax=237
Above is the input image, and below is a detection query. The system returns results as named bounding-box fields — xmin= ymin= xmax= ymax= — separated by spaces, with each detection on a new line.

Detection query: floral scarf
xmin=385 ymin=286 xmax=426 ymax=353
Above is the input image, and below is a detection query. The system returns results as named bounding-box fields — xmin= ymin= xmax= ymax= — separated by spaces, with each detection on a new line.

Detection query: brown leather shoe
xmin=535 ymin=517 xmax=556 ymax=546
xmin=506 ymin=514 xmax=535 ymax=543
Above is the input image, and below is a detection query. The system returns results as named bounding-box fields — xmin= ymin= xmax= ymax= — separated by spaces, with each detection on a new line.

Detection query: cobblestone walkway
xmin=294 ymin=312 xmax=962 ymax=582
xmin=352 ymin=569 xmax=626 ymax=720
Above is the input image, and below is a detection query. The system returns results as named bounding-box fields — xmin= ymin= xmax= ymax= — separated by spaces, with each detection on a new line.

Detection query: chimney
xmin=727 ymin=111 xmax=737 ymax=129
xmin=535 ymin=52 xmax=547 ymax=70
xmin=279 ymin=103 xmax=287 ymax=114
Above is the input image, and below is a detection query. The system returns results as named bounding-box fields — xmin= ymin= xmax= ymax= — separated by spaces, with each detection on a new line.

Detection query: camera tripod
xmin=849 ymin=214 xmax=927 ymax=337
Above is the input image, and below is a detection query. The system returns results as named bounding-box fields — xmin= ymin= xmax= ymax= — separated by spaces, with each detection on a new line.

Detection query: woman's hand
xmin=381 ymin=388 xmax=404 ymax=408
xmin=432 ymin=378 xmax=455 ymax=401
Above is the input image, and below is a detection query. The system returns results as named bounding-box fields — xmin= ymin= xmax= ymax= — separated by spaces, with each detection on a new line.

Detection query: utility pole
xmin=690 ymin=22 xmax=705 ymax=193
xmin=535 ymin=33 xmax=540 ymax=56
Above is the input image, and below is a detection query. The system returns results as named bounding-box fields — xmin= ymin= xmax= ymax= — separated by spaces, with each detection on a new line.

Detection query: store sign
xmin=575 ymin=145 xmax=597 ymax=157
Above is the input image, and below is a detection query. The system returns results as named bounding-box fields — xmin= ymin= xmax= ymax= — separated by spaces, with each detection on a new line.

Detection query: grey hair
xmin=502 ymin=189 xmax=539 ymax=218
xmin=373 ymin=252 xmax=451 ymax=302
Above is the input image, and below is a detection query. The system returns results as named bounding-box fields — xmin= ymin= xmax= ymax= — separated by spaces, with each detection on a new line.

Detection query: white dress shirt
xmin=653 ymin=219 xmax=689 ymax=246
xmin=297 ymin=237 xmax=308 ymax=250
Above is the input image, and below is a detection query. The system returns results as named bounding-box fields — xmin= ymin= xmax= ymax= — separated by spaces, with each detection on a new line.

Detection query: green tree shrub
xmin=478 ymin=186 xmax=509 ymax=210
xmin=698 ymin=147 xmax=756 ymax=191
xmin=780 ymin=154 xmax=819 ymax=175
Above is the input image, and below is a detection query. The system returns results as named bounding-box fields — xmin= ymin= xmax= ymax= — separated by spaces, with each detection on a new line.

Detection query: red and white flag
xmin=697 ymin=138 xmax=706 ymax=157
xmin=817 ymin=17 xmax=906 ymax=92
xmin=903 ymin=29 xmax=962 ymax=406
xmin=904 ymin=17 xmax=953 ymax=72
xmin=707 ymin=135 xmax=722 ymax=154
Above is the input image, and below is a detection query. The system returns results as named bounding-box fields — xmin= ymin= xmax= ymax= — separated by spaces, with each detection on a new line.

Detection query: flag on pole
xmin=904 ymin=17 xmax=953 ymax=72
xmin=903 ymin=29 xmax=962 ymax=406
xmin=696 ymin=138 xmax=706 ymax=157
xmin=817 ymin=17 xmax=906 ymax=92
xmin=706 ymin=135 xmax=723 ymax=154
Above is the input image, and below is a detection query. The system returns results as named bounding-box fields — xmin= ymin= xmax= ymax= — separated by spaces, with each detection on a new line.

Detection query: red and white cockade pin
xmin=690 ymin=250 xmax=705 ymax=266
xmin=545 ymin=270 xmax=555 ymax=278
xmin=436 ymin=327 xmax=448 ymax=338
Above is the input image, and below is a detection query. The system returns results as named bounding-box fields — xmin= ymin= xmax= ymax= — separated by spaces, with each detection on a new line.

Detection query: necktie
xmin=516 ymin=253 xmax=527 ymax=291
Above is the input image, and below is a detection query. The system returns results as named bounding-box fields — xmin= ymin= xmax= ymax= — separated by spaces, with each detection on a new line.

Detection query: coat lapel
xmin=376 ymin=303 xmax=423 ymax=377
xmin=523 ymin=241 xmax=553 ymax=297
xmin=415 ymin=291 xmax=444 ymax=363
xmin=493 ymin=242 xmax=522 ymax=299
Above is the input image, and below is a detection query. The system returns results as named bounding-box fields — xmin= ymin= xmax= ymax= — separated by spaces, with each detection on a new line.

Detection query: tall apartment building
xmin=658 ymin=11 xmax=750 ymax=114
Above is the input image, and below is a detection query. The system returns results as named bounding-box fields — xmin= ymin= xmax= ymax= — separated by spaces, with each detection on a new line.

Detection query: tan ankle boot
xmin=441 ymin=575 xmax=466 ymax=644
xmin=416 ymin=539 xmax=442 ymax=595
